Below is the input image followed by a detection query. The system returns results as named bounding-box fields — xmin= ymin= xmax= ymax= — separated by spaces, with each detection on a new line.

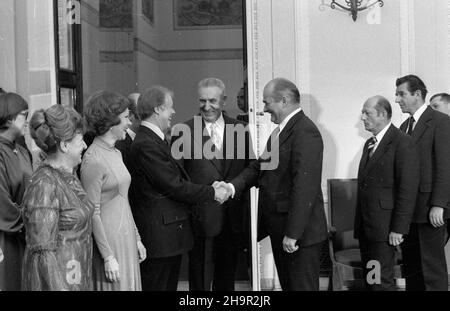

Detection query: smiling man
xmin=128 ymin=85 xmax=228 ymax=291
xmin=395 ymin=75 xmax=450 ymax=291
xmin=355 ymin=96 xmax=419 ymax=290
xmin=172 ymin=78 xmax=253 ymax=291
xmin=218 ymin=78 xmax=328 ymax=291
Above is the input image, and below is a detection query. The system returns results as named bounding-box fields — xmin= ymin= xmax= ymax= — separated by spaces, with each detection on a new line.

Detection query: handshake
xmin=212 ymin=181 xmax=234 ymax=204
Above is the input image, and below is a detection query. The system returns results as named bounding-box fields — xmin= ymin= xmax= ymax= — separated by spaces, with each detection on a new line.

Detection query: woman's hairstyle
xmin=29 ymin=105 xmax=83 ymax=154
xmin=0 ymin=92 xmax=29 ymax=130
xmin=84 ymin=91 xmax=130 ymax=136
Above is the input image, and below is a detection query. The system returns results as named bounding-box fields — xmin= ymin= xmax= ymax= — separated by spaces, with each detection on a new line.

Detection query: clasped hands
xmin=212 ymin=181 xmax=233 ymax=204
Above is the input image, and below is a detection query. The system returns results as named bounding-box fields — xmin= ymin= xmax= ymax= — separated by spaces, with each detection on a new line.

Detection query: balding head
xmin=263 ymin=78 xmax=301 ymax=124
xmin=265 ymin=78 xmax=301 ymax=105
xmin=361 ymin=96 xmax=392 ymax=135
xmin=430 ymin=93 xmax=450 ymax=116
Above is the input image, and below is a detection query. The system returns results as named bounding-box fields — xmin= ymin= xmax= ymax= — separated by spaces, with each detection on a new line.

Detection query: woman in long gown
xmin=22 ymin=105 xmax=94 ymax=291
xmin=81 ymin=91 xmax=146 ymax=291
xmin=0 ymin=93 xmax=33 ymax=291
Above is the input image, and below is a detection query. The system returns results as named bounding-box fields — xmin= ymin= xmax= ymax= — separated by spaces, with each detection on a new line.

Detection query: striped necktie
xmin=367 ymin=137 xmax=377 ymax=158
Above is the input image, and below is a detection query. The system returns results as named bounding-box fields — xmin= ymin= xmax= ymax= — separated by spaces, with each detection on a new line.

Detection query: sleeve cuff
xmin=229 ymin=183 xmax=236 ymax=199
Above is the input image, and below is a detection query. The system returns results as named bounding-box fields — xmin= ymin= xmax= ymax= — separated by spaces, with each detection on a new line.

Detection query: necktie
xmin=406 ymin=116 xmax=415 ymax=135
xmin=210 ymin=122 xmax=222 ymax=150
xmin=367 ymin=137 xmax=377 ymax=158
xmin=272 ymin=126 xmax=281 ymax=139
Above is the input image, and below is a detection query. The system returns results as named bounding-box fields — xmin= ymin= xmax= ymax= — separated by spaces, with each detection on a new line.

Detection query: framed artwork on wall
xmin=99 ymin=0 xmax=133 ymax=30
xmin=142 ymin=0 xmax=154 ymax=25
xmin=173 ymin=0 xmax=243 ymax=30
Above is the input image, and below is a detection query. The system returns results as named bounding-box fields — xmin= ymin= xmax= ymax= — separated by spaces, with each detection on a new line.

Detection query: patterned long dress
xmin=81 ymin=137 xmax=142 ymax=291
xmin=0 ymin=136 xmax=33 ymax=291
xmin=21 ymin=165 xmax=95 ymax=291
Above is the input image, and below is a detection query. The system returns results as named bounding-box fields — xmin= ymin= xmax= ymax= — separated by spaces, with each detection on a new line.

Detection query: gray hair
xmin=198 ymin=78 xmax=226 ymax=98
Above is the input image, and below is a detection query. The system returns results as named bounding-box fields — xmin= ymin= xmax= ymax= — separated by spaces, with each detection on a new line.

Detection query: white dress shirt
xmin=204 ymin=114 xmax=225 ymax=150
xmin=411 ymin=103 xmax=428 ymax=131
xmin=126 ymin=128 xmax=136 ymax=141
xmin=278 ymin=107 xmax=302 ymax=136
xmin=371 ymin=122 xmax=392 ymax=154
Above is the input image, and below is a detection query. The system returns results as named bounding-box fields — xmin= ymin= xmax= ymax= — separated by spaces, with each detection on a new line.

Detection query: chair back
xmin=327 ymin=179 xmax=359 ymax=252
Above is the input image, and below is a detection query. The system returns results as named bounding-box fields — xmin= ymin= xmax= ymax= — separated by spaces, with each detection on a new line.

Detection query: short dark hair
xmin=374 ymin=96 xmax=392 ymax=119
xmin=84 ymin=91 xmax=130 ymax=136
xmin=138 ymin=86 xmax=173 ymax=120
xmin=396 ymin=75 xmax=428 ymax=101
xmin=430 ymin=93 xmax=450 ymax=104
xmin=269 ymin=78 xmax=301 ymax=104
xmin=0 ymin=92 xmax=29 ymax=130
xmin=30 ymin=105 xmax=83 ymax=155
xmin=0 ymin=88 xmax=5 ymax=94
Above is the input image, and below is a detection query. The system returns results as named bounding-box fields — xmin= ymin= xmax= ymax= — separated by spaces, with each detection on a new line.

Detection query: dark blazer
xmin=115 ymin=132 xmax=133 ymax=168
xmin=231 ymin=110 xmax=328 ymax=247
xmin=172 ymin=115 xmax=253 ymax=238
xmin=399 ymin=106 xmax=450 ymax=223
xmin=354 ymin=125 xmax=420 ymax=242
xmin=128 ymin=125 xmax=215 ymax=258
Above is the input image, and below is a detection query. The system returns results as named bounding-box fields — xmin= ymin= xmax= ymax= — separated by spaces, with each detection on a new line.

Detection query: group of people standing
xmin=1 ymin=73 xmax=449 ymax=292
xmin=0 ymin=78 xmax=255 ymax=291
xmin=355 ymin=75 xmax=450 ymax=291
xmin=0 ymin=90 xmax=146 ymax=291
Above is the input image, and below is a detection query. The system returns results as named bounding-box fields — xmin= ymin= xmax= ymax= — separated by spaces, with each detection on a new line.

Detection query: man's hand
xmin=282 ymin=236 xmax=299 ymax=254
xmin=213 ymin=184 xmax=230 ymax=204
xmin=389 ymin=232 xmax=404 ymax=246
xmin=429 ymin=206 xmax=445 ymax=228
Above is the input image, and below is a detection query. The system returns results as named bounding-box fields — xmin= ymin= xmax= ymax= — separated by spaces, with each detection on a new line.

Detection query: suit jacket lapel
xmin=140 ymin=125 xmax=191 ymax=180
xmin=358 ymin=140 xmax=370 ymax=180
xmin=410 ymin=106 xmax=432 ymax=142
xmin=195 ymin=118 xmax=224 ymax=175
xmin=221 ymin=116 xmax=234 ymax=177
xmin=278 ymin=111 xmax=304 ymax=148
xmin=362 ymin=125 xmax=395 ymax=176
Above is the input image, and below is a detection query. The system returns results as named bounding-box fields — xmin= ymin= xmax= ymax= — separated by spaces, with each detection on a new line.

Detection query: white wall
xmin=0 ymin=0 xmax=57 ymax=153
xmin=0 ymin=0 xmax=17 ymax=92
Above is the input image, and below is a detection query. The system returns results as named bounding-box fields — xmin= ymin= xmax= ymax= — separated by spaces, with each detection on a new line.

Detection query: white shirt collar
xmin=412 ymin=103 xmax=428 ymax=124
xmin=126 ymin=128 xmax=136 ymax=141
xmin=204 ymin=114 xmax=225 ymax=129
xmin=375 ymin=122 xmax=392 ymax=143
xmin=141 ymin=120 xmax=165 ymax=141
xmin=279 ymin=107 xmax=302 ymax=134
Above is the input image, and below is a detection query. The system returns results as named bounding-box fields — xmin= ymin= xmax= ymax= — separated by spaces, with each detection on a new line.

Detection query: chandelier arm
xmin=331 ymin=0 xmax=352 ymax=11
xmin=357 ymin=0 xmax=384 ymax=11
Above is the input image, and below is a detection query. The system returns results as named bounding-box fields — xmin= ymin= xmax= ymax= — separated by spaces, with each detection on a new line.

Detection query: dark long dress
xmin=21 ymin=165 xmax=95 ymax=291
xmin=0 ymin=136 xmax=33 ymax=291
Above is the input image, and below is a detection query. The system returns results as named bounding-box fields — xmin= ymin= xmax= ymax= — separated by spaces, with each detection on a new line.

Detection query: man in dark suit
xmin=429 ymin=93 xmax=450 ymax=241
xmin=116 ymin=93 xmax=140 ymax=168
xmin=218 ymin=78 xmax=328 ymax=291
xmin=128 ymin=86 xmax=229 ymax=291
xmin=236 ymin=87 xmax=249 ymax=123
xmin=396 ymin=75 xmax=450 ymax=291
xmin=430 ymin=93 xmax=450 ymax=116
xmin=355 ymin=96 xmax=419 ymax=290
xmin=172 ymin=78 xmax=252 ymax=291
